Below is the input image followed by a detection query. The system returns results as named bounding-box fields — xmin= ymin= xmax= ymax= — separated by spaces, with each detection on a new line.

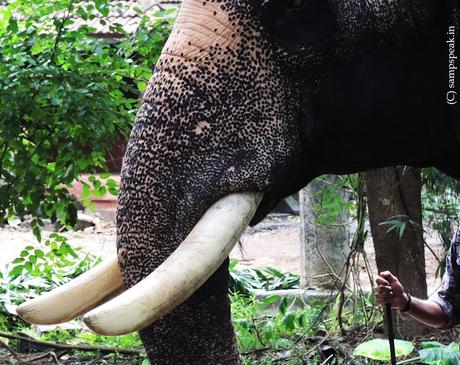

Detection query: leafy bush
xmin=422 ymin=168 xmax=460 ymax=277
xmin=0 ymin=0 xmax=176 ymax=235
xmin=229 ymin=259 xmax=300 ymax=295
xmin=0 ymin=235 xmax=100 ymax=317
xmin=231 ymin=293 xmax=325 ymax=352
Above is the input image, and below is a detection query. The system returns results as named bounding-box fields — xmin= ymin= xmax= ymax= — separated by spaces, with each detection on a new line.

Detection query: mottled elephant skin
xmin=116 ymin=0 xmax=459 ymax=363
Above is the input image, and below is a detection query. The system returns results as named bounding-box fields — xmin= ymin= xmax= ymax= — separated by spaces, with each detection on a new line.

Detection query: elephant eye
xmin=290 ymin=0 xmax=303 ymax=8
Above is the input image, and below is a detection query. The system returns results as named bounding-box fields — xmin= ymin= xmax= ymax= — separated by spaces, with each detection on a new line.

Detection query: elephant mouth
xmin=16 ymin=192 xmax=263 ymax=335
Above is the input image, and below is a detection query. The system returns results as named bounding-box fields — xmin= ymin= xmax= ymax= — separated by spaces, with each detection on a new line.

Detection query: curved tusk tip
xmin=15 ymin=303 xmax=27 ymax=318
xmin=15 ymin=301 xmax=51 ymax=325
xmin=16 ymin=302 xmax=35 ymax=323
xmin=83 ymin=313 xmax=113 ymax=336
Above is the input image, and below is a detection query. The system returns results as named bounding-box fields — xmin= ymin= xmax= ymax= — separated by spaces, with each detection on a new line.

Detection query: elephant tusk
xmin=83 ymin=191 xmax=263 ymax=336
xmin=16 ymin=255 xmax=124 ymax=324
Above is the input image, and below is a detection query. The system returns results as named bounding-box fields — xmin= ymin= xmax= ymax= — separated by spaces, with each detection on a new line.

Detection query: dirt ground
xmin=0 ymin=212 xmax=446 ymax=296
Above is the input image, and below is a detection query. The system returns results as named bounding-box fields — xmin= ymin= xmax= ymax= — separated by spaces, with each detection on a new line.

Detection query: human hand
xmin=375 ymin=271 xmax=408 ymax=310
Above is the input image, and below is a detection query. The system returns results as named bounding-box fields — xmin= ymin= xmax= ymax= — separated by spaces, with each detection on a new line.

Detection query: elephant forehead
xmin=163 ymin=0 xmax=242 ymax=60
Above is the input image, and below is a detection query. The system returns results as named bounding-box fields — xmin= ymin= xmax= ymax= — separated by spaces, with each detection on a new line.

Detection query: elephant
xmin=17 ymin=0 xmax=459 ymax=364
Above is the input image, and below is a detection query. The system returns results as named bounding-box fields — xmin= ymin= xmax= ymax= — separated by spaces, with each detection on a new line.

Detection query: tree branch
xmin=0 ymin=332 xmax=143 ymax=355
xmin=0 ymin=338 xmax=21 ymax=361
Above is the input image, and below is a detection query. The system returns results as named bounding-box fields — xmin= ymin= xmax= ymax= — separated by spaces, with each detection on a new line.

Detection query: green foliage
xmin=313 ymin=175 xmax=354 ymax=226
xmin=419 ymin=341 xmax=460 ymax=365
xmin=81 ymin=174 xmax=120 ymax=211
xmin=378 ymin=215 xmax=420 ymax=239
xmin=229 ymin=259 xmax=300 ymax=295
xmin=422 ymin=168 xmax=460 ymax=277
xmin=231 ymin=293 xmax=325 ymax=353
xmin=0 ymin=0 xmax=176 ymax=233
xmin=7 ymin=233 xmax=99 ymax=284
xmin=0 ymin=244 xmax=144 ymax=362
xmin=40 ymin=329 xmax=142 ymax=349
xmin=0 ymin=237 xmax=100 ymax=317
xmin=353 ymin=338 xmax=414 ymax=361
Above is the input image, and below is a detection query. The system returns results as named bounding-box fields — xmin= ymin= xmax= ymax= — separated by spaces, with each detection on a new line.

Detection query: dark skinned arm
xmin=375 ymin=271 xmax=448 ymax=329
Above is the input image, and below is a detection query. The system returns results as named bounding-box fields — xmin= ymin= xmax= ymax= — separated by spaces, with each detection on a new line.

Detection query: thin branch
xmin=48 ymin=351 xmax=63 ymax=365
xmin=314 ymin=243 xmax=353 ymax=292
xmin=50 ymin=4 xmax=73 ymax=65
xmin=0 ymin=338 xmax=21 ymax=362
xmin=0 ymin=332 xmax=143 ymax=355
xmin=320 ymin=354 xmax=334 ymax=365
xmin=21 ymin=351 xmax=63 ymax=365
xmin=423 ymin=238 xmax=441 ymax=263
xmin=0 ymin=142 xmax=9 ymax=176
xmin=251 ymin=316 xmax=265 ymax=347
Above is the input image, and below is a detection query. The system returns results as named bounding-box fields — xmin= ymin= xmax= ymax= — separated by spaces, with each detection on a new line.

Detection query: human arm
xmin=376 ymin=231 xmax=460 ymax=329
xmin=375 ymin=271 xmax=448 ymax=329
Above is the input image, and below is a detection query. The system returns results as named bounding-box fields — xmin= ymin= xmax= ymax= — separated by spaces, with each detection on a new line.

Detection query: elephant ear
xmin=259 ymin=0 xmax=337 ymax=46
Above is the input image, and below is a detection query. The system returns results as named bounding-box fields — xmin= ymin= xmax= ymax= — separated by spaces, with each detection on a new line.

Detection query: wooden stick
xmin=386 ymin=304 xmax=397 ymax=365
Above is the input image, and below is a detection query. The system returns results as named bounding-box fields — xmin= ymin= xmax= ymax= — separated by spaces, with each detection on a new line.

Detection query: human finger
xmin=375 ymin=285 xmax=392 ymax=294
xmin=376 ymin=277 xmax=390 ymax=286
xmin=380 ymin=271 xmax=399 ymax=284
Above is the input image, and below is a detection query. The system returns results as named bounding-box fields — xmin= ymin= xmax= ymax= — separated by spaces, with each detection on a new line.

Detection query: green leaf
xmin=137 ymin=81 xmax=147 ymax=92
xmin=7 ymin=17 xmax=18 ymax=33
xmin=353 ymin=339 xmax=414 ymax=361
xmin=421 ymin=341 xmax=445 ymax=349
xmin=82 ymin=184 xmax=91 ymax=198
xmin=279 ymin=297 xmax=289 ymax=316
xmin=35 ymin=249 xmax=44 ymax=258
xmin=9 ymin=265 xmax=24 ymax=278
xmin=31 ymin=41 xmax=44 ymax=55
xmin=448 ymin=343 xmax=460 ymax=352
xmin=281 ymin=312 xmax=296 ymax=331
xmin=262 ymin=295 xmax=281 ymax=305
xmin=228 ymin=259 xmax=238 ymax=270
xmin=32 ymin=225 xmax=42 ymax=242
xmin=419 ymin=342 xmax=460 ymax=365
xmin=51 ymin=97 xmax=62 ymax=106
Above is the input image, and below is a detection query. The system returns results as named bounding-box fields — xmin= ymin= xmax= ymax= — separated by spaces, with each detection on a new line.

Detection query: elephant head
xmin=18 ymin=0 xmax=459 ymax=363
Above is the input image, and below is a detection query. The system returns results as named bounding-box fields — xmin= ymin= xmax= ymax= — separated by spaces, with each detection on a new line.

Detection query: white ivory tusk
xmin=16 ymin=254 xmax=124 ymax=325
xmin=83 ymin=191 xmax=263 ymax=336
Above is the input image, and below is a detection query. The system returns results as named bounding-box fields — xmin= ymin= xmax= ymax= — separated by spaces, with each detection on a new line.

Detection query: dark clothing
xmin=432 ymin=230 xmax=460 ymax=328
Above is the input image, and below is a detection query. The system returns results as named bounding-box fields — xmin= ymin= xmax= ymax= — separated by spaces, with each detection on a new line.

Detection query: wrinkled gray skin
xmin=116 ymin=0 xmax=459 ymax=363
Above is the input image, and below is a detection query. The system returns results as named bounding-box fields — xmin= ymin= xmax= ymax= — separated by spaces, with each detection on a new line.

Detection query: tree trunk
xmin=364 ymin=167 xmax=428 ymax=337
xmin=299 ymin=176 xmax=350 ymax=290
